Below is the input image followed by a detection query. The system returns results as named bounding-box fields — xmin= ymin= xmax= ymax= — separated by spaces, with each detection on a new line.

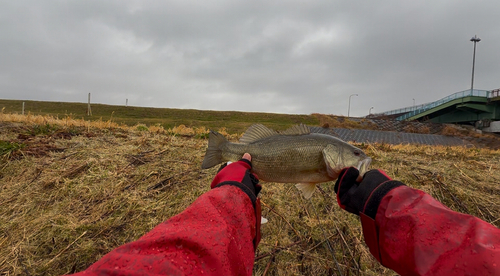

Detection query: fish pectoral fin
xmin=295 ymin=183 xmax=316 ymax=199
xmin=322 ymin=144 xmax=340 ymax=179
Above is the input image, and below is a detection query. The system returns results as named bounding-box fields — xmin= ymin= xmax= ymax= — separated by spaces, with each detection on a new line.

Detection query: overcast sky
xmin=1 ymin=1 xmax=499 ymax=117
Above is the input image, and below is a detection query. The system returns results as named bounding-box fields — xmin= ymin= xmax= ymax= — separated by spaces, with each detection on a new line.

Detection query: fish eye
xmin=354 ymin=150 xmax=361 ymax=156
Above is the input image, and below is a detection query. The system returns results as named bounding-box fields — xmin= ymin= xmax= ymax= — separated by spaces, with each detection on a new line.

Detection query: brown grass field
xmin=1 ymin=112 xmax=499 ymax=275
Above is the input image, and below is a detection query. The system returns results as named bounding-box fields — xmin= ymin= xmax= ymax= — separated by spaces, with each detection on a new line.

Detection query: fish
xmin=201 ymin=124 xmax=371 ymax=199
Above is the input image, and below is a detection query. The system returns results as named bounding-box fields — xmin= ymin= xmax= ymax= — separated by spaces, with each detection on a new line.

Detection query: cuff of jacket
xmin=362 ymin=180 xmax=404 ymax=220
xmin=214 ymin=181 xmax=257 ymax=209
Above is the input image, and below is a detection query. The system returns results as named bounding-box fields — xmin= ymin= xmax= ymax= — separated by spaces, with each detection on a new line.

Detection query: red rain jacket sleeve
xmin=360 ymin=185 xmax=500 ymax=276
xmin=70 ymin=185 xmax=257 ymax=276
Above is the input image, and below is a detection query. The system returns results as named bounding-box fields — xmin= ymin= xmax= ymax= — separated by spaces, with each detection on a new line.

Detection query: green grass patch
xmin=29 ymin=123 xmax=60 ymax=136
xmin=135 ymin=124 xmax=149 ymax=132
xmin=0 ymin=140 xmax=25 ymax=158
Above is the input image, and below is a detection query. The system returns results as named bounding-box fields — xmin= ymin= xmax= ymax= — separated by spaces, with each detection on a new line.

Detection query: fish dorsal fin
xmin=239 ymin=124 xmax=316 ymax=143
xmin=309 ymin=126 xmax=339 ymax=137
xmin=239 ymin=124 xmax=279 ymax=143
xmin=280 ymin=124 xmax=310 ymax=135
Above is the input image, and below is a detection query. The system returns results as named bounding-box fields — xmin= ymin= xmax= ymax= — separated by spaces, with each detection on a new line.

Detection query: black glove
xmin=334 ymin=167 xmax=404 ymax=219
xmin=210 ymin=158 xmax=261 ymax=207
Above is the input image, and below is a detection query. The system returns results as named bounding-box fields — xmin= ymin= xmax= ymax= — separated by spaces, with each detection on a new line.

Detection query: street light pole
xmin=369 ymin=106 xmax=374 ymax=115
xmin=348 ymin=94 xmax=358 ymax=117
xmin=413 ymin=98 xmax=415 ymax=107
xmin=470 ymin=35 xmax=481 ymax=94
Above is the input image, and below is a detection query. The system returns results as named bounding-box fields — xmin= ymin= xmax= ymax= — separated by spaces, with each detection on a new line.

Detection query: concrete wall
xmin=482 ymin=121 xmax=500 ymax=133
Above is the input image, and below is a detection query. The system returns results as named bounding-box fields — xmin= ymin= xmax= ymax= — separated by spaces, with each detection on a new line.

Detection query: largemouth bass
xmin=201 ymin=124 xmax=371 ymax=198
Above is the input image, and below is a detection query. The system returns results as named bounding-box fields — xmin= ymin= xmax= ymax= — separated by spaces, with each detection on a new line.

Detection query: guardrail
xmin=491 ymin=89 xmax=500 ymax=98
xmin=372 ymin=89 xmax=490 ymax=121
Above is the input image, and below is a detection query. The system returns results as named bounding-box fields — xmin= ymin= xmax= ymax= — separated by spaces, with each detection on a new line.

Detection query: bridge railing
xmin=373 ymin=89 xmax=490 ymax=120
xmin=491 ymin=89 xmax=500 ymax=98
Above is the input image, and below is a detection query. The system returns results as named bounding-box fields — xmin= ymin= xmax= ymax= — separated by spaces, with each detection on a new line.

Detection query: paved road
xmin=332 ymin=128 xmax=465 ymax=146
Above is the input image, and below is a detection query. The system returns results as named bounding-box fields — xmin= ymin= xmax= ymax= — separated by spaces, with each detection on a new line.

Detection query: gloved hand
xmin=334 ymin=167 xmax=404 ymax=219
xmin=210 ymin=153 xmax=261 ymax=207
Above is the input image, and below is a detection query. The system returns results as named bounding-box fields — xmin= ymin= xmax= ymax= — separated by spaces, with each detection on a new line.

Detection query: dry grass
xmin=312 ymin=113 xmax=374 ymax=130
xmin=1 ymin=113 xmax=499 ymax=275
xmin=403 ymin=124 xmax=431 ymax=134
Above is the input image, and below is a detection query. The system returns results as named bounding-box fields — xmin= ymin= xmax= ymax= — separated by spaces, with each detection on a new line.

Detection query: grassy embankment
xmin=0 ymin=105 xmax=499 ymax=275
xmin=0 ymin=99 xmax=318 ymax=134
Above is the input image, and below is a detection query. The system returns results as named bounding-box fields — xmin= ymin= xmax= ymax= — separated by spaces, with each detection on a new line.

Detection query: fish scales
xmin=238 ymin=135 xmax=332 ymax=183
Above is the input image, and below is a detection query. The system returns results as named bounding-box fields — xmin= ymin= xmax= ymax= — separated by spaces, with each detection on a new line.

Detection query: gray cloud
xmin=1 ymin=1 xmax=499 ymax=117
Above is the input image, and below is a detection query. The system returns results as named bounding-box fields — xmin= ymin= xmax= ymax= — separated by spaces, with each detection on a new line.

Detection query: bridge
xmin=372 ymin=89 xmax=500 ymax=131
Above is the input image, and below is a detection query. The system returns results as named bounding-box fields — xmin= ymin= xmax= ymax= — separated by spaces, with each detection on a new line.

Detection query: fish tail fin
xmin=201 ymin=130 xmax=228 ymax=169
xmin=295 ymin=183 xmax=317 ymax=199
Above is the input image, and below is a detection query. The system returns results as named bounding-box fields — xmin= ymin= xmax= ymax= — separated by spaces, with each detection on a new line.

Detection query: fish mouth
xmin=356 ymin=157 xmax=372 ymax=175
